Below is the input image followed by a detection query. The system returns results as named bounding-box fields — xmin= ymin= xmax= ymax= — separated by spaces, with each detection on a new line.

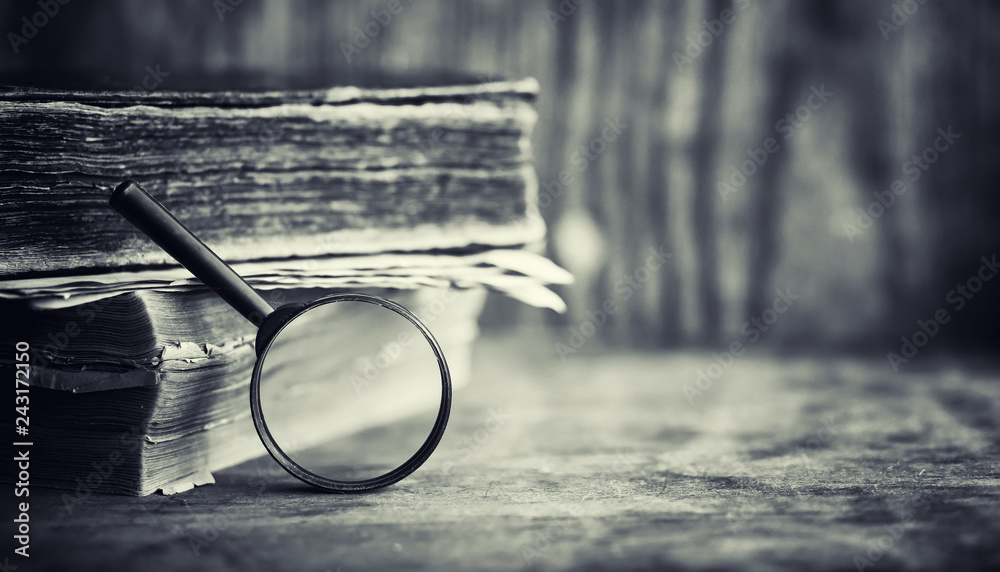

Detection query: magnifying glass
xmin=109 ymin=180 xmax=451 ymax=493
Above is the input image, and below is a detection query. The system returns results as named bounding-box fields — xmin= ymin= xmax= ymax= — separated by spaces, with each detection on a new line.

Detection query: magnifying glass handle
xmin=110 ymin=180 xmax=275 ymax=327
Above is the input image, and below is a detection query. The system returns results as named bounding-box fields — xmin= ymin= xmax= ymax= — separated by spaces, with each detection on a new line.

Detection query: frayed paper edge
xmin=158 ymin=470 xmax=216 ymax=495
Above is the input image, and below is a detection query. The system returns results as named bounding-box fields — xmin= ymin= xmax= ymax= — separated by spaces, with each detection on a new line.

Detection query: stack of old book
xmin=0 ymin=77 xmax=568 ymax=495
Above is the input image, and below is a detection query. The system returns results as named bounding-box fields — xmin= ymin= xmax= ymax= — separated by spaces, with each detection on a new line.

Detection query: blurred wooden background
xmin=2 ymin=0 xmax=998 ymax=351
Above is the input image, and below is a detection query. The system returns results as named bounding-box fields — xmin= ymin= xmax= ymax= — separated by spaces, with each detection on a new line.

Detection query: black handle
xmin=110 ymin=180 xmax=274 ymax=327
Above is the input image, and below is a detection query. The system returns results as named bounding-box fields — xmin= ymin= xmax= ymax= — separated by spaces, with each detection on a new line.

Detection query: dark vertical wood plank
xmin=627 ymin=0 xmax=672 ymax=344
xmin=689 ymin=0 xmax=731 ymax=344
xmin=649 ymin=0 xmax=684 ymax=345
xmin=664 ymin=0 xmax=708 ymax=341
xmin=594 ymin=1 xmax=636 ymax=345
xmin=548 ymin=0 xmax=607 ymax=338
xmin=744 ymin=0 xmax=793 ymax=322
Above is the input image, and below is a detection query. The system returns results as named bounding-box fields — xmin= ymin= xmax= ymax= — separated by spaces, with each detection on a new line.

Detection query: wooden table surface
xmin=8 ymin=333 xmax=1000 ymax=571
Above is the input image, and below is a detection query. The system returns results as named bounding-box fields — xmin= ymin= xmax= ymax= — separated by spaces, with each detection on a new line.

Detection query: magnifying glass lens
xmin=255 ymin=297 xmax=443 ymax=483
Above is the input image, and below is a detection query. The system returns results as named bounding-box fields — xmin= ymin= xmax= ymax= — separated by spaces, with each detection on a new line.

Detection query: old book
xmin=0 ymin=248 xmax=571 ymax=312
xmin=2 ymin=286 xmax=487 ymax=496
xmin=0 ymin=77 xmax=567 ymax=496
xmin=0 ymin=77 xmax=543 ymax=275
xmin=0 ymin=245 xmax=571 ymax=496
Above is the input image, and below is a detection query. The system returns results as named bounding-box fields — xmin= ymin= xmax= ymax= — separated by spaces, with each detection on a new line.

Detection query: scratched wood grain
xmin=6 ymin=334 xmax=999 ymax=571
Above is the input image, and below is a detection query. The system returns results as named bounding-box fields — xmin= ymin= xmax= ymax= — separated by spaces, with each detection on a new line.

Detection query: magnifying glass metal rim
xmin=250 ymin=292 xmax=451 ymax=493
xmin=110 ymin=179 xmax=452 ymax=493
